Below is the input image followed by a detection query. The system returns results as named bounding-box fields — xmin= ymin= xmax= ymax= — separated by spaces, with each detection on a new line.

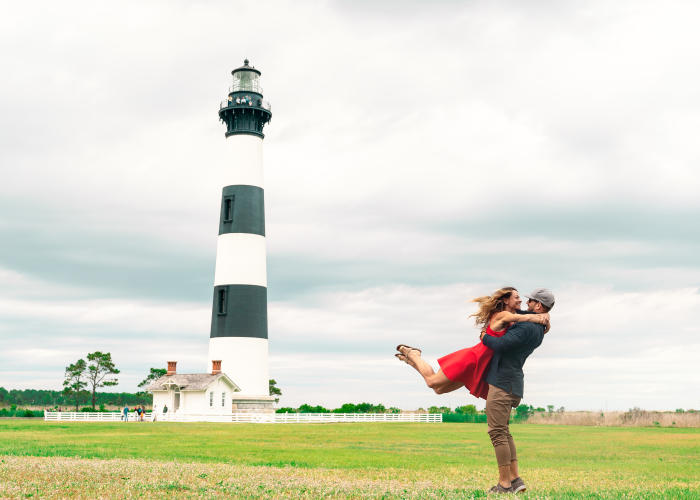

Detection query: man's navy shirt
xmin=481 ymin=321 xmax=545 ymax=398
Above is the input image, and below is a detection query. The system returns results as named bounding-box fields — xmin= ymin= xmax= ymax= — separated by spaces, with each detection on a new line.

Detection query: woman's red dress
xmin=437 ymin=324 xmax=508 ymax=400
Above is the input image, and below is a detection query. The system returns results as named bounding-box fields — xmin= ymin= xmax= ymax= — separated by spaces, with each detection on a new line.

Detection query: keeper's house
xmin=146 ymin=361 xmax=240 ymax=414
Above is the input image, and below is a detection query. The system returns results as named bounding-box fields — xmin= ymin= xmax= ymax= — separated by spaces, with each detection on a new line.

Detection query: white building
xmin=147 ymin=361 xmax=240 ymax=414
xmin=147 ymin=360 xmax=276 ymax=414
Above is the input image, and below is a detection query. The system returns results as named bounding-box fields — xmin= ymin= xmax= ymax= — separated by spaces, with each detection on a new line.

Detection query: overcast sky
xmin=1 ymin=0 xmax=698 ymax=411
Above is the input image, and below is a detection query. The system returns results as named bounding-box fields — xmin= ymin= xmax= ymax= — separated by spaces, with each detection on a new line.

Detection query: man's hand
xmin=480 ymin=327 xmax=487 ymax=341
xmin=544 ymin=320 xmax=551 ymax=334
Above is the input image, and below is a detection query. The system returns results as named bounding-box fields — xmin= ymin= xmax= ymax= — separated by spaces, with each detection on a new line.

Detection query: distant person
xmin=136 ymin=406 xmax=142 ymax=422
xmin=395 ymin=287 xmax=549 ymax=397
xmin=122 ymin=405 xmax=129 ymax=422
xmin=162 ymin=404 xmax=168 ymax=416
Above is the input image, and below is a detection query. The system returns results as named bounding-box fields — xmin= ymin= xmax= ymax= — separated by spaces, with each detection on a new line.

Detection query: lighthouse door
xmin=173 ymin=388 xmax=180 ymax=411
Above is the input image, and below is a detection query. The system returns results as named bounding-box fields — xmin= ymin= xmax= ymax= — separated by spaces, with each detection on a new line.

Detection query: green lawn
xmin=1 ymin=420 xmax=698 ymax=498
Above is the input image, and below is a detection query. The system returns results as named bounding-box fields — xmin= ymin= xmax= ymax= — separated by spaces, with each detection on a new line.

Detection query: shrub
xmin=428 ymin=406 xmax=452 ymax=415
xmin=622 ymin=407 xmax=649 ymax=423
xmin=0 ymin=408 xmax=42 ymax=417
xmin=275 ymin=407 xmax=297 ymax=413
xmin=443 ymin=413 xmax=488 ymax=423
xmin=514 ymin=404 xmax=534 ymax=421
xmin=455 ymin=405 xmax=477 ymax=415
xmin=332 ymin=403 xmax=387 ymax=413
xmin=298 ymin=404 xmax=330 ymax=413
xmin=333 ymin=403 xmax=358 ymax=413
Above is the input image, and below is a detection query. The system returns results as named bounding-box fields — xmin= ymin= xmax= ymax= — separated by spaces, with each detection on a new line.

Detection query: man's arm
xmin=481 ymin=322 xmax=539 ymax=353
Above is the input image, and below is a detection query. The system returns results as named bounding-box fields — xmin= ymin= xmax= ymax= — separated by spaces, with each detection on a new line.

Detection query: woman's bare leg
xmin=397 ymin=347 xmax=465 ymax=394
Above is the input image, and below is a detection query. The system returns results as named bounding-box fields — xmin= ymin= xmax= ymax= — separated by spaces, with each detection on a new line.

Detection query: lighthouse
xmin=208 ymin=60 xmax=273 ymax=405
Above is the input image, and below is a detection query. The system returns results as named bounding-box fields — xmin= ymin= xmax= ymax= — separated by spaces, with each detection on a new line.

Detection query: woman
xmin=395 ymin=287 xmax=549 ymax=399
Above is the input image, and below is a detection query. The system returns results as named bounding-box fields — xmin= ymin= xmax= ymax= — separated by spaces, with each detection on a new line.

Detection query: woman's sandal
xmin=396 ymin=344 xmax=422 ymax=355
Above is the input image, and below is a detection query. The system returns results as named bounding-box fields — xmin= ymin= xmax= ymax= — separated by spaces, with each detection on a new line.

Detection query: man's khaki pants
xmin=485 ymin=384 xmax=521 ymax=467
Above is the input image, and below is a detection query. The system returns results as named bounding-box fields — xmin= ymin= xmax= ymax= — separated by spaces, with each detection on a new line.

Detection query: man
xmin=480 ymin=287 xmax=555 ymax=494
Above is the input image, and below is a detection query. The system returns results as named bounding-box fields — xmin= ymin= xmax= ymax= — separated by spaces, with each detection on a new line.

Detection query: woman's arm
xmin=490 ymin=311 xmax=550 ymax=332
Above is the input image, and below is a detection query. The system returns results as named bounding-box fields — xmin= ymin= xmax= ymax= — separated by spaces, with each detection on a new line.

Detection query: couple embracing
xmin=396 ymin=287 xmax=555 ymax=494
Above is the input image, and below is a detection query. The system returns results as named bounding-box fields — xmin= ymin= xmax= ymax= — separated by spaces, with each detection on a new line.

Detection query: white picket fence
xmin=44 ymin=412 xmax=442 ymax=423
xmin=44 ymin=412 xmax=152 ymax=422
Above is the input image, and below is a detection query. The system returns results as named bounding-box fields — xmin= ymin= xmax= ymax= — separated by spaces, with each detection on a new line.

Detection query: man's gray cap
xmin=525 ymin=288 xmax=555 ymax=308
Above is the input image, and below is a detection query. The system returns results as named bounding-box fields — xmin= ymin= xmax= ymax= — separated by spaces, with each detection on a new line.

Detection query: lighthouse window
xmin=217 ymin=288 xmax=227 ymax=315
xmin=209 ymin=391 xmax=214 ymax=407
xmin=222 ymin=196 xmax=234 ymax=223
xmin=221 ymin=392 xmax=226 ymax=407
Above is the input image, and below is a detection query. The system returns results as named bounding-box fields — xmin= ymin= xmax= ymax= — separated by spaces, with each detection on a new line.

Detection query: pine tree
xmin=85 ymin=352 xmax=120 ymax=410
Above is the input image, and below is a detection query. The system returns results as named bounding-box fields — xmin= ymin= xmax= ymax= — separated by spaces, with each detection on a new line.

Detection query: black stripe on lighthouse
xmin=219 ymin=185 xmax=265 ymax=236
xmin=210 ymin=284 xmax=268 ymax=339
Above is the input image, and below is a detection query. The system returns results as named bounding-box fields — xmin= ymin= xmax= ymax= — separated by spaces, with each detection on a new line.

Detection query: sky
xmin=1 ymin=0 xmax=698 ymax=411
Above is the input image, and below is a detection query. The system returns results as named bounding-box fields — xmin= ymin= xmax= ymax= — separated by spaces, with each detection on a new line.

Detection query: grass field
xmin=1 ymin=420 xmax=698 ymax=498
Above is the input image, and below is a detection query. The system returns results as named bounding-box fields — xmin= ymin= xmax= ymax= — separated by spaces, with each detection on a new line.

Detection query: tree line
xmin=274 ymin=403 xmax=568 ymax=422
xmin=275 ymin=403 xmax=489 ymax=415
xmin=0 ymin=387 xmax=150 ymax=409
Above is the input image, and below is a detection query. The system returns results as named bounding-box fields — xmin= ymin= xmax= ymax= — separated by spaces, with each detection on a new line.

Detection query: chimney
xmin=167 ymin=361 xmax=177 ymax=375
xmin=211 ymin=360 xmax=222 ymax=375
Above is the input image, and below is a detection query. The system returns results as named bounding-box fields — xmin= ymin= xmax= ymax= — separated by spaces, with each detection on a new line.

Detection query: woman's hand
xmin=535 ymin=313 xmax=550 ymax=324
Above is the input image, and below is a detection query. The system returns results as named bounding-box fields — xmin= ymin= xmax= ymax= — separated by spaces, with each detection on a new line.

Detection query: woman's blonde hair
xmin=469 ymin=287 xmax=517 ymax=326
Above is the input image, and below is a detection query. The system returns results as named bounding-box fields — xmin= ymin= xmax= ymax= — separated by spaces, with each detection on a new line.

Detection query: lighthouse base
xmin=230 ymin=394 xmax=276 ymax=413
xmin=208 ymin=337 xmax=270 ymax=395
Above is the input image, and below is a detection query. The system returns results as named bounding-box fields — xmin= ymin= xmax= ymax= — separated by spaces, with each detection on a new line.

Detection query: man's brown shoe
xmin=488 ymin=483 xmax=513 ymax=494
xmin=511 ymin=477 xmax=526 ymax=493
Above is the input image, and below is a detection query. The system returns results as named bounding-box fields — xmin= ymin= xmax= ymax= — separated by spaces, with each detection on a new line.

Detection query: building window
xmin=209 ymin=391 xmax=214 ymax=407
xmin=222 ymin=196 xmax=234 ymax=223
xmin=221 ymin=392 xmax=226 ymax=407
xmin=217 ymin=288 xmax=227 ymax=315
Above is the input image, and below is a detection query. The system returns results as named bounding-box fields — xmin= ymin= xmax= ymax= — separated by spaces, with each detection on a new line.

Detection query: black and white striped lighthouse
xmin=208 ymin=60 xmax=272 ymax=397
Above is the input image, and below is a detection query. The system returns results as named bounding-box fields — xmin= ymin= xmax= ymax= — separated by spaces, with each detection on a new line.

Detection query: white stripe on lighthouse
xmin=225 ymin=134 xmax=264 ymax=188
xmin=208 ymin=337 xmax=270 ymax=395
xmin=213 ymin=233 xmax=267 ymax=287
